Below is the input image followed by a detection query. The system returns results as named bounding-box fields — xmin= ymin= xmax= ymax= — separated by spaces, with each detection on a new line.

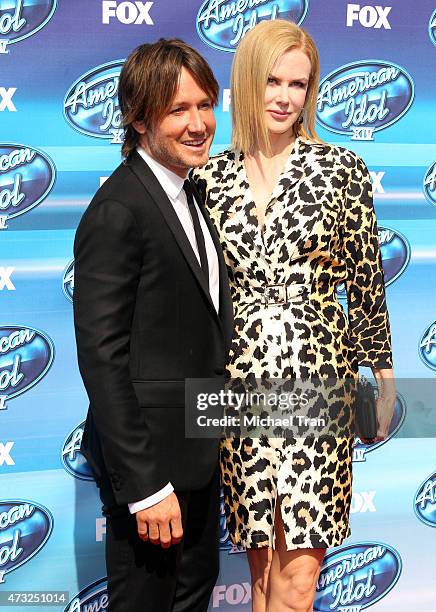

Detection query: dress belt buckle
xmin=263 ymin=284 xmax=287 ymax=305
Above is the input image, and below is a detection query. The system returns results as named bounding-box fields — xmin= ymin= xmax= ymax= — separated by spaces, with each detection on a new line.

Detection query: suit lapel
xmin=235 ymin=154 xmax=265 ymax=251
xmin=219 ymin=150 xmax=265 ymax=252
xmin=263 ymin=139 xmax=324 ymax=264
xmin=191 ymin=180 xmax=234 ymax=348
xmin=127 ymin=151 xmax=215 ymax=313
xmin=267 ymin=137 xmax=304 ymax=206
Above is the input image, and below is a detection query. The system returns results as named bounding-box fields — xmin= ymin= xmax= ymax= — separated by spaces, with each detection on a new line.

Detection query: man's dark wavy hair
xmin=118 ymin=38 xmax=219 ymax=158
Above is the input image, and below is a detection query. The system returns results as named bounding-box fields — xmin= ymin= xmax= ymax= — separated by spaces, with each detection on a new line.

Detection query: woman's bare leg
xmin=246 ymin=546 xmax=272 ymax=612
xmin=265 ymin=506 xmax=326 ymax=612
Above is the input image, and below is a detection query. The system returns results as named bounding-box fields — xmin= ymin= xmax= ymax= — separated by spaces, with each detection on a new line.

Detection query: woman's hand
xmin=372 ymin=367 xmax=396 ymax=442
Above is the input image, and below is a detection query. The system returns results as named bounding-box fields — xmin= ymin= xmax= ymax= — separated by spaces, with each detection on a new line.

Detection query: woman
xmin=193 ymin=20 xmax=396 ymax=612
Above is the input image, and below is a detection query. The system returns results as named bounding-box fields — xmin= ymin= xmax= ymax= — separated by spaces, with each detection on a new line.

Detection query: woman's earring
xmin=298 ymin=109 xmax=305 ymax=124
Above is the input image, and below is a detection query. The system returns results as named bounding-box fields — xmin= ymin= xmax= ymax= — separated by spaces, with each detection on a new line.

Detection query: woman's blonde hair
xmin=231 ymin=20 xmax=321 ymax=155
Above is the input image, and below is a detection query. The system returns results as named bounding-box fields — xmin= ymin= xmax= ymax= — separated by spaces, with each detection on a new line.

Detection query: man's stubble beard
xmin=146 ymin=129 xmax=210 ymax=174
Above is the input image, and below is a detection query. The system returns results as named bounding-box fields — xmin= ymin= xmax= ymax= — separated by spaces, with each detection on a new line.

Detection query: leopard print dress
xmin=192 ymin=137 xmax=393 ymax=550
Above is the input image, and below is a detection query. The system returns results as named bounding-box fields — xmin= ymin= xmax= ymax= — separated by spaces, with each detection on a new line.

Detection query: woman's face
xmin=264 ymin=48 xmax=311 ymax=139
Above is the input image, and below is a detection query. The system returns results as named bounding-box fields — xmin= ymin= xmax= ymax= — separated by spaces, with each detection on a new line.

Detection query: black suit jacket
xmin=73 ymin=151 xmax=234 ymax=507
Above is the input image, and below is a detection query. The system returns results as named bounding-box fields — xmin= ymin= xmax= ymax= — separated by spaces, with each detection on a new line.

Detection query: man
xmin=73 ymin=39 xmax=233 ymax=612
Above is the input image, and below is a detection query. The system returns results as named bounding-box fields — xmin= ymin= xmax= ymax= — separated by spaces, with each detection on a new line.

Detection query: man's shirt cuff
xmin=128 ymin=482 xmax=174 ymax=514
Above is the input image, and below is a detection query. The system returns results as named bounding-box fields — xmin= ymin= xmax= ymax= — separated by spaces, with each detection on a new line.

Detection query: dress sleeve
xmin=341 ymin=153 xmax=393 ymax=369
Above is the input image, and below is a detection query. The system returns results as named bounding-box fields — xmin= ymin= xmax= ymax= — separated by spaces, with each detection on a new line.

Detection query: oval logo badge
xmin=418 ymin=321 xmax=436 ymax=372
xmin=317 ymin=60 xmax=414 ymax=141
xmin=64 ymin=60 xmax=124 ymax=144
xmin=196 ymin=0 xmax=308 ymax=53
xmin=423 ymin=161 xmax=436 ymax=207
xmin=429 ymin=9 xmax=436 ymax=46
xmin=353 ymin=391 xmax=406 ymax=462
xmin=0 ymin=144 xmax=56 ymax=230
xmin=337 ymin=226 xmax=409 ymax=299
xmin=377 ymin=226 xmax=410 ymax=284
xmin=0 ymin=326 xmax=54 ymax=407
xmin=61 ymin=421 xmax=93 ymax=481
xmin=65 ymin=578 xmax=108 ymax=612
xmin=315 ymin=541 xmax=402 ymax=611
xmin=414 ymin=471 xmax=436 ymax=527
xmin=0 ymin=0 xmax=57 ymax=54
xmin=0 ymin=500 xmax=53 ymax=579
xmin=62 ymin=259 xmax=74 ymax=302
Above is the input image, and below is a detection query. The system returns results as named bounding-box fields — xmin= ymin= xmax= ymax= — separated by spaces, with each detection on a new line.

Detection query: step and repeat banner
xmin=1 ymin=1 xmax=436 ymax=610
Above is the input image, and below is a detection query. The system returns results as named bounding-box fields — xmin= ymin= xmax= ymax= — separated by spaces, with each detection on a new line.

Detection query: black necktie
xmin=183 ymin=180 xmax=209 ymax=288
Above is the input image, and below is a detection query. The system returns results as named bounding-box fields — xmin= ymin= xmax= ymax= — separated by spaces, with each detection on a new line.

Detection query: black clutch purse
xmin=354 ymin=375 xmax=378 ymax=442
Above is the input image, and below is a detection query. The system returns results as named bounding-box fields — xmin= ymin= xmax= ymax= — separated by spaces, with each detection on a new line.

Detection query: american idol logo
xmin=0 ymin=0 xmax=57 ymax=55
xmin=0 ymin=500 xmax=53 ymax=583
xmin=62 ymin=259 xmax=74 ymax=302
xmin=317 ymin=60 xmax=414 ymax=141
xmin=337 ymin=226 xmax=410 ymax=299
xmin=353 ymin=390 xmax=405 ymax=462
xmin=0 ymin=326 xmax=54 ymax=411
xmin=314 ymin=542 xmax=402 ymax=611
xmin=423 ymin=161 xmax=436 ymax=207
xmin=429 ymin=9 xmax=436 ymax=46
xmin=64 ymin=60 xmax=124 ymax=144
xmin=419 ymin=321 xmax=436 ymax=372
xmin=196 ymin=0 xmax=308 ymax=53
xmin=62 ymin=421 xmax=93 ymax=481
xmin=0 ymin=144 xmax=56 ymax=230
xmin=414 ymin=471 xmax=436 ymax=527
xmin=377 ymin=226 xmax=410 ymax=284
xmin=65 ymin=578 xmax=108 ymax=612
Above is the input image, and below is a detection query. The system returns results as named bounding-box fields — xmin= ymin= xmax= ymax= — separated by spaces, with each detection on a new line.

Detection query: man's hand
xmin=135 ymin=492 xmax=183 ymax=548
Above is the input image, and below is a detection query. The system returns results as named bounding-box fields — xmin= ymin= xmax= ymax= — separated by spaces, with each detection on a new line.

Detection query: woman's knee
xmin=269 ymin=548 xmax=324 ymax=610
xmin=286 ymin=568 xmax=319 ymax=598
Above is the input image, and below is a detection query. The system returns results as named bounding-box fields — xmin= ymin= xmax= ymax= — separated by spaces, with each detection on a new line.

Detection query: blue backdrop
xmin=1 ymin=1 xmax=436 ymax=610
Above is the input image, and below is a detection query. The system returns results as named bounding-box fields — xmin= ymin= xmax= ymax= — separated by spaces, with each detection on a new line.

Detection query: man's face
xmin=136 ymin=67 xmax=216 ymax=178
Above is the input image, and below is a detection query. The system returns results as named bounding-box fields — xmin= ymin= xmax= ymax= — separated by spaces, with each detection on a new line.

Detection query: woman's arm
xmin=341 ymin=151 xmax=396 ymax=439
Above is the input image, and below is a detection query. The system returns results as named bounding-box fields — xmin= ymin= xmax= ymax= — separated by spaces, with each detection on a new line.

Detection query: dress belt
xmin=235 ymin=283 xmax=309 ymax=306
